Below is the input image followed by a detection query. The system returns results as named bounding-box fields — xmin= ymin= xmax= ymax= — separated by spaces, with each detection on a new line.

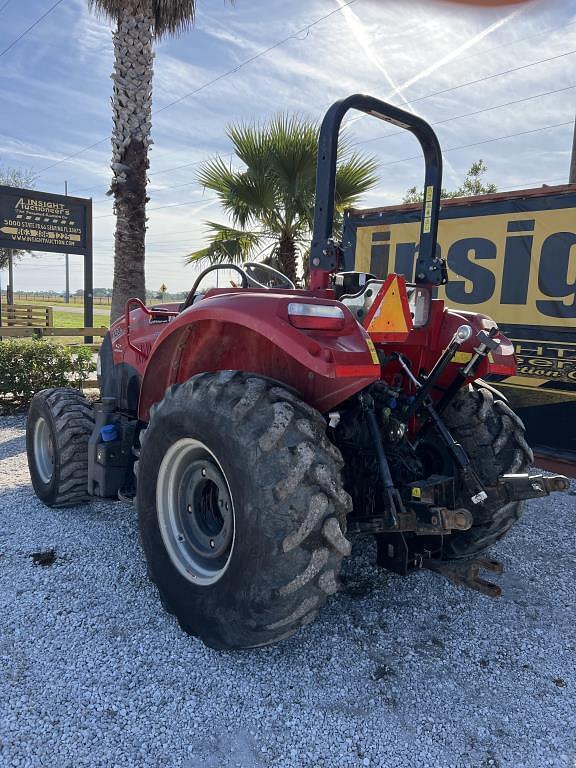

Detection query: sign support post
xmin=84 ymin=198 xmax=93 ymax=343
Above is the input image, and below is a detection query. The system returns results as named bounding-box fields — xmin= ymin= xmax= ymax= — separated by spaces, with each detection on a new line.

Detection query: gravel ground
xmin=1 ymin=414 xmax=575 ymax=768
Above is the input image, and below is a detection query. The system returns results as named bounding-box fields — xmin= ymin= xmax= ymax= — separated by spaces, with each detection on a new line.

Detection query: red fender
xmin=136 ymin=292 xmax=380 ymax=421
xmin=373 ymin=299 xmax=517 ymax=395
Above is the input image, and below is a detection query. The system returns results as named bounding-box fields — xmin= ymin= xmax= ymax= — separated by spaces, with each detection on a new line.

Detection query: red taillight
xmin=287 ymin=302 xmax=346 ymax=331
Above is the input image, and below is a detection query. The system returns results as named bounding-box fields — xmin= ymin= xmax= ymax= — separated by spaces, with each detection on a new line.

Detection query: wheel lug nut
xmin=201 ymin=468 xmax=207 ymax=477
xmin=209 ymin=539 xmax=215 ymax=549
xmin=187 ymin=505 xmax=192 ymax=513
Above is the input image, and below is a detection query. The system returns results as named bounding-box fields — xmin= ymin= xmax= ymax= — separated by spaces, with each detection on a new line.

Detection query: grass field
xmin=52 ymin=310 xmax=109 ymax=328
xmin=0 ymin=306 xmax=109 ymax=347
xmin=50 ymin=309 xmax=109 ymax=345
xmin=13 ymin=297 xmax=112 ymax=309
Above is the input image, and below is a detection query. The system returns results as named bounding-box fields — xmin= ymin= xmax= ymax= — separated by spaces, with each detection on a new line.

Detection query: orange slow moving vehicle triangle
xmin=363 ymin=274 xmax=413 ymax=342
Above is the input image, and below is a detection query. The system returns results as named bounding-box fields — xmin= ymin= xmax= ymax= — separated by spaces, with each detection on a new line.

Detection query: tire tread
xmin=140 ymin=371 xmax=351 ymax=649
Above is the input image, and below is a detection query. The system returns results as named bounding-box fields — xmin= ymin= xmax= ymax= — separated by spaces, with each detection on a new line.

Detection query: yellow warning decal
xmin=453 ymin=351 xmax=472 ymax=364
xmin=366 ymin=337 xmax=380 ymax=365
xmin=412 ymin=487 xmax=422 ymax=499
xmin=423 ymin=186 xmax=434 ymax=233
xmin=366 ymin=274 xmax=413 ymax=340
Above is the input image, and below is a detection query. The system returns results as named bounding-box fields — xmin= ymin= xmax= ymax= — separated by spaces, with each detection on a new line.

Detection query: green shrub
xmin=0 ymin=339 xmax=95 ymax=411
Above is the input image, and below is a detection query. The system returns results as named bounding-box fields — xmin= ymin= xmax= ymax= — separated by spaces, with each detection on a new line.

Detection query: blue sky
xmin=0 ymin=0 xmax=575 ymax=293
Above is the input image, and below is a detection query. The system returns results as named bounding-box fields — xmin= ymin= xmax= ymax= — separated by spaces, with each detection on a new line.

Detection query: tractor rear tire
xmin=26 ymin=388 xmax=94 ymax=507
xmin=441 ymin=383 xmax=533 ymax=560
xmin=137 ymin=371 xmax=352 ymax=650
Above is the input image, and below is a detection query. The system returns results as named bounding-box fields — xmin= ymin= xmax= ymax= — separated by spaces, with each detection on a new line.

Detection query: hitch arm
xmin=495 ymin=473 xmax=570 ymax=502
xmin=422 ymin=556 xmax=504 ymax=598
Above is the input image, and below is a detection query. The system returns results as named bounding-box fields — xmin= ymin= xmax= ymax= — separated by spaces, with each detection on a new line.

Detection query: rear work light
xmin=287 ymin=302 xmax=346 ymax=330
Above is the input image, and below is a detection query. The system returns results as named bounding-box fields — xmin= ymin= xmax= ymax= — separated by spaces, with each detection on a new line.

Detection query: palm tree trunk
xmin=277 ymin=235 xmax=297 ymax=283
xmin=109 ymin=0 xmax=154 ymax=321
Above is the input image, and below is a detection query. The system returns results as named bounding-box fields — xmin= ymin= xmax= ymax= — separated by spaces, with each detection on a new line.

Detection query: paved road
xmin=1 ymin=414 xmax=575 ymax=768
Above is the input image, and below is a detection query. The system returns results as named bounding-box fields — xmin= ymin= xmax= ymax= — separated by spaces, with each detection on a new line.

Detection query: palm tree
xmin=187 ymin=114 xmax=379 ymax=283
xmin=88 ymin=1 xmax=198 ymax=320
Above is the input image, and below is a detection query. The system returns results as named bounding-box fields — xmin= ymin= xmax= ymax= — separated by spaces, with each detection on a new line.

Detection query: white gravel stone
xmin=0 ymin=414 xmax=575 ymax=767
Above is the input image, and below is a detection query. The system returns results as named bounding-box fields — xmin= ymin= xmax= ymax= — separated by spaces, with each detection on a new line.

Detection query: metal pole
xmin=7 ymin=249 xmax=13 ymax=305
xmin=84 ymin=198 xmax=94 ymax=344
xmin=65 ymin=181 xmax=70 ymax=303
xmin=570 ymin=117 xmax=576 ymax=184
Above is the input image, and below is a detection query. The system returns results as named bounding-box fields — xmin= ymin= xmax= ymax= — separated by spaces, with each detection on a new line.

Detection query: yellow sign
xmin=345 ymin=188 xmax=576 ymax=454
xmin=352 ymin=208 xmax=576 ymax=327
xmin=346 ymin=191 xmax=576 ymax=391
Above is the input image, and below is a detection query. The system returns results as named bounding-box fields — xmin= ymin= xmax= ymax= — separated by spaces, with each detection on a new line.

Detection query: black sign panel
xmin=0 ymin=185 xmax=89 ymax=255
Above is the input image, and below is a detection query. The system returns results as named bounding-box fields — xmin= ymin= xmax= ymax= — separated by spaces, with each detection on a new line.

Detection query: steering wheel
xmin=243 ymin=262 xmax=295 ymax=290
xmin=181 ymin=263 xmax=249 ymax=310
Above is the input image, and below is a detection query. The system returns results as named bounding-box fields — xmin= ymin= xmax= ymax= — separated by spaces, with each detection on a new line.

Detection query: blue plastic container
xmin=100 ymin=424 xmax=118 ymax=443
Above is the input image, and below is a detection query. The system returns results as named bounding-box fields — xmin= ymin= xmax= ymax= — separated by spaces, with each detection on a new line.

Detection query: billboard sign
xmin=0 ymin=186 xmax=90 ymax=255
xmin=0 ymin=185 xmax=93 ymax=335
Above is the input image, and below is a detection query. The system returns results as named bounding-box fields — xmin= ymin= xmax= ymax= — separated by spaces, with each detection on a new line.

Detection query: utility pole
xmin=570 ymin=119 xmax=576 ymax=184
xmin=571 ymin=119 xmax=576 ymax=182
xmin=7 ymin=249 xmax=13 ymax=305
xmin=64 ymin=180 xmax=70 ymax=303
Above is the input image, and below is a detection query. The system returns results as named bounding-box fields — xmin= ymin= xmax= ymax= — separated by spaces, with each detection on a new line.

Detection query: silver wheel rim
xmin=34 ymin=417 xmax=54 ymax=484
xmin=156 ymin=438 xmax=235 ymax=586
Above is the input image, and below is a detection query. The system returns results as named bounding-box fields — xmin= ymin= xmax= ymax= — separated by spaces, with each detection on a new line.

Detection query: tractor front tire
xmin=137 ymin=372 xmax=352 ymax=650
xmin=26 ymin=388 xmax=94 ymax=507
xmin=441 ymin=383 xmax=533 ymax=559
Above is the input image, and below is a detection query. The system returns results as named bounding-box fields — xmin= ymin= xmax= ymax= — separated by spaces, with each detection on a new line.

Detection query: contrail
xmin=335 ymin=0 xmax=416 ymax=113
xmin=385 ymin=6 xmax=523 ymax=102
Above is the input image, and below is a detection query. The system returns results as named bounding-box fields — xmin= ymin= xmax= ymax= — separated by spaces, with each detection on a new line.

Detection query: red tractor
xmin=26 ymin=96 xmax=568 ymax=649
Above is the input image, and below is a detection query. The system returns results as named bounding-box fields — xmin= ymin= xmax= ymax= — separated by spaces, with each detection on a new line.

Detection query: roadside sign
xmin=0 ymin=185 xmax=93 ymax=338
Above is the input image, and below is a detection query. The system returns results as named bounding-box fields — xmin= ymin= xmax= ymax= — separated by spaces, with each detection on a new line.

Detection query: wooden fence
xmin=0 ymin=304 xmax=53 ymax=327
xmin=0 ymin=325 xmax=108 ymax=358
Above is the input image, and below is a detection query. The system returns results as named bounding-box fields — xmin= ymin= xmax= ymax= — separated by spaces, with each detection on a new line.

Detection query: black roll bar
xmin=310 ymin=94 xmax=447 ymax=287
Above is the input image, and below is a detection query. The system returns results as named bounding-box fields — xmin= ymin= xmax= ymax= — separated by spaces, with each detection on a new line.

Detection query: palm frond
xmin=227 ymin=121 xmax=268 ymax=174
xmin=198 ymin=155 xmax=281 ymax=230
xmin=226 ymin=172 xmax=278 ymax=229
xmin=335 ymin=152 xmax=379 ymax=208
xmin=191 ymin=114 xmax=378 ymax=279
xmin=266 ymin=115 xmax=318 ymax=229
xmin=197 ymin=155 xmax=237 ymax=195
xmin=185 ymin=222 xmax=263 ymax=265
xmin=88 ymin=0 xmax=199 ymax=39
